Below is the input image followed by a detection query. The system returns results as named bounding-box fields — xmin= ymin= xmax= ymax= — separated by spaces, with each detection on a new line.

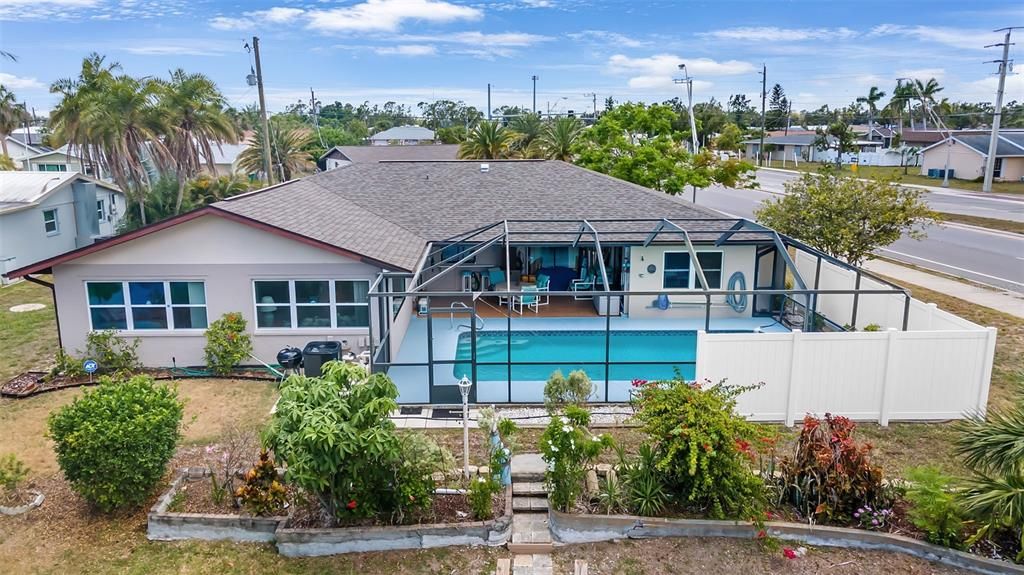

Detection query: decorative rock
xmin=584 ymin=470 xmax=598 ymax=496
xmin=431 ymin=471 xmax=445 ymax=484
xmin=467 ymin=465 xmax=478 ymax=476
xmin=478 ymin=466 xmax=490 ymax=476
xmin=0 ymin=490 xmax=44 ymax=515
xmin=9 ymin=303 xmax=45 ymax=313
xmin=595 ymin=464 xmax=612 ymax=477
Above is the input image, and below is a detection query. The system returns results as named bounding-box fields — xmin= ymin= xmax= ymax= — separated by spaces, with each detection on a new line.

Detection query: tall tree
xmin=537 ymin=117 xmax=583 ymax=161
xmin=157 ymin=69 xmax=238 ymax=212
xmin=727 ymin=94 xmax=756 ymax=128
xmin=238 ymin=120 xmax=313 ymax=182
xmin=508 ymin=113 xmax=544 ymax=158
xmin=0 ymin=85 xmax=28 ymax=159
xmin=766 ymin=84 xmax=789 ymax=130
xmin=457 ymin=120 xmax=512 ymax=159
xmin=713 ymin=123 xmax=745 ymax=152
xmin=856 ymin=86 xmax=887 ymax=132
xmin=814 ymin=120 xmax=858 ymax=167
xmin=49 ymin=53 xmax=121 ymax=179
xmin=755 ymin=168 xmax=939 ymax=266
xmin=913 ymin=78 xmax=943 ymax=130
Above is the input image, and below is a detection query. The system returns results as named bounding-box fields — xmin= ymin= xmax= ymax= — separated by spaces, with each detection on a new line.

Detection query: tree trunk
xmin=175 ymin=176 xmax=186 ymax=214
xmin=1 ymin=135 xmax=8 ymax=158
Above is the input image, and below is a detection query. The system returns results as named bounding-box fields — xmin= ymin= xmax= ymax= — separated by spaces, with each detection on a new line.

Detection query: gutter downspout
xmin=23 ymin=274 xmax=62 ymax=349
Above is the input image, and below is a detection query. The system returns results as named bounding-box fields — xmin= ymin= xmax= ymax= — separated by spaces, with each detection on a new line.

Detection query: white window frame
xmin=43 ymin=209 xmax=59 ymax=236
xmin=252 ymin=279 xmax=370 ymax=330
xmin=85 ymin=280 xmax=208 ymax=332
xmin=96 ymin=199 xmax=106 ymax=222
xmin=37 ymin=163 xmax=68 ymax=172
xmin=662 ymin=250 xmax=724 ymax=290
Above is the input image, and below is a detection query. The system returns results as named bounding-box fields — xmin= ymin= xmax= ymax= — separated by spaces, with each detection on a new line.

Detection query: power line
xmin=983 ymin=26 xmax=1020 ymax=193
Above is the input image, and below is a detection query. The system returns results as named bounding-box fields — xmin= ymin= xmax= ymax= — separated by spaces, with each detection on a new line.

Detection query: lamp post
xmin=457 ymin=375 xmax=473 ymax=479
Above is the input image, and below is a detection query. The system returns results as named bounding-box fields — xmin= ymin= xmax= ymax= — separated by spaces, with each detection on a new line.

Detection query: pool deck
xmin=387 ymin=315 xmax=788 ymax=404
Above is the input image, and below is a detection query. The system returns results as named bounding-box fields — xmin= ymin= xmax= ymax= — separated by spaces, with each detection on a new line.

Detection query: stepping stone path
xmin=506 ymin=453 xmax=554 ymax=575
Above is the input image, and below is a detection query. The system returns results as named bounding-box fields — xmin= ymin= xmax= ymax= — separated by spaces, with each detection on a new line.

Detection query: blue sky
xmin=0 ymin=0 xmax=1021 ymax=116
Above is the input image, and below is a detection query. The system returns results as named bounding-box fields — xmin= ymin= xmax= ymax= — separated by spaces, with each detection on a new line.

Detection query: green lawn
xmin=0 ymin=279 xmax=58 ymax=383
xmin=763 ymin=160 xmax=1024 ymax=194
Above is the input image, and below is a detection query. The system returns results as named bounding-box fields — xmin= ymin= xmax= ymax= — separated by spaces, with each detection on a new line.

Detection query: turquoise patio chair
xmin=571 ymin=273 xmax=594 ymax=300
xmin=513 ymin=285 xmax=540 ymax=314
xmin=535 ymin=273 xmax=550 ymax=306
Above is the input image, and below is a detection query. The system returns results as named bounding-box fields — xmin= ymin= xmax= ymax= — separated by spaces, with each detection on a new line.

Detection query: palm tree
xmin=856 ymin=86 xmax=886 ymax=132
xmin=49 ymin=53 xmax=121 ymax=178
xmin=913 ymin=78 xmax=943 ymax=130
xmin=457 ymin=121 xmax=513 ymax=159
xmin=0 ymin=85 xmax=28 ymax=158
xmin=186 ymin=174 xmax=250 ymax=204
xmin=508 ymin=113 xmax=543 ymax=158
xmin=238 ymin=121 xmax=313 ymax=182
xmin=157 ymin=68 xmax=238 ymax=212
xmin=537 ymin=117 xmax=583 ymax=161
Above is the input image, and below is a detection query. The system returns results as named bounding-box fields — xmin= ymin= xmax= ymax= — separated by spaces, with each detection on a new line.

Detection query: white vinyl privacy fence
xmin=694 ymin=253 xmax=997 ymax=426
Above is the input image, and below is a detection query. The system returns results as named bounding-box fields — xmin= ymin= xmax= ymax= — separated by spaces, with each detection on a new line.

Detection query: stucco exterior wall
xmin=919 ymin=141 xmax=986 ymax=180
xmin=1 ymin=185 xmax=123 ymax=275
xmin=23 ymin=150 xmax=84 ymax=173
xmin=52 ymin=215 xmax=384 ymax=367
xmin=627 ymin=244 xmax=756 ymax=319
xmin=999 ymin=157 xmax=1024 ymax=182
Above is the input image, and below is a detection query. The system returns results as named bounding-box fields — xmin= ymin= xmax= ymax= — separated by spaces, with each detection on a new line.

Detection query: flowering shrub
xmin=467 ymin=475 xmax=501 ymax=520
xmin=48 ymin=376 xmax=183 ymax=512
xmin=630 ymin=377 xmax=769 ymax=519
xmin=264 ymin=362 xmax=434 ymax=525
xmin=854 ymin=504 xmax=892 ymax=530
xmin=203 ymin=312 xmax=252 ymax=375
xmin=235 ymin=450 xmax=288 ymax=516
xmin=780 ymin=413 xmax=884 ymax=521
xmin=540 ymin=406 xmax=613 ymax=512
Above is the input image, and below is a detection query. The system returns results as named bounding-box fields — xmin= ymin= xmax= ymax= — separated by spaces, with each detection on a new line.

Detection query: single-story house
xmin=743 ymin=135 xmax=878 ymax=163
xmin=20 ymin=144 xmax=88 ymax=174
xmin=0 ymin=172 xmax=125 ymax=281
xmin=4 ymin=161 xmax=995 ymax=422
xmin=369 ymin=125 xmax=435 ymax=146
xmin=200 ymin=142 xmax=250 ymax=177
xmin=898 ymin=130 xmax=946 ymax=148
xmin=3 ymin=135 xmax=47 ymax=164
xmin=919 ymin=131 xmax=1024 ymax=182
xmin=320 ymin=144 xmax=460 ymax=171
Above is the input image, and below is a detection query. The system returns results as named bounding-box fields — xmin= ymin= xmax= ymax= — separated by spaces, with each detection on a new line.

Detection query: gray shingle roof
xmin=368 ymin=125 xmax=435 ymax=141
xmin=742 ymin=135 xmax=819 ymax=146
xmin=215 ymin=161 xmax=736 ymax=271
xmin=322 ymin=144 xmax=459 ymax=163
xmin=953 ymin=134 xmax=1024 ymax=157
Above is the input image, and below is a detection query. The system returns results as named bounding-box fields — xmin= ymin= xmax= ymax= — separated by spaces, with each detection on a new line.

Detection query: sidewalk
xmin=759 ymin=166 xmax=1024 ymax=201
xmin=863 ymin=259 xmax=1024 ymax=320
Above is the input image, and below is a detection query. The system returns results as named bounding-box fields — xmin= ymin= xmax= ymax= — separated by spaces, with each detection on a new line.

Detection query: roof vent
xmin=479 ymin=163 xmax=489 ymax=173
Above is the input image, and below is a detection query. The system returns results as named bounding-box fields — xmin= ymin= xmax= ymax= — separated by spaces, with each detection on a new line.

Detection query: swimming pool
xmin=452 ymin=330 xmax=697 ymax=382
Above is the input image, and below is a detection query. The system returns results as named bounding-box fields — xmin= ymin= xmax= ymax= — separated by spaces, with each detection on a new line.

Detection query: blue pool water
xmin=453 ymin=330 xmax=698 ymax=382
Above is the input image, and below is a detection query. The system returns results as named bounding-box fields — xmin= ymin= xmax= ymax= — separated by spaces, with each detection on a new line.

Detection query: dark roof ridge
xmin=565 ymin=161 xmax=727 ymax=219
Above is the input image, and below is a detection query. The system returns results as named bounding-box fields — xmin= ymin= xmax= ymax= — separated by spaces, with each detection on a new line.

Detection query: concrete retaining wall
xmin=276 ymin=486 xmax=514 ymax=557
xmin=548 ymin=510 xmax=1022 ymax=575
xmin=147 ymin=469 xmax=287 ymax=543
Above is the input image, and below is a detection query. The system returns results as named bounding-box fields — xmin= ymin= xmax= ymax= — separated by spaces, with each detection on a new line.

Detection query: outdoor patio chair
xmin=513 ymin=285 xmax=540 ymax=314
xmin=535 ymin=274 xmax=550 ymax=306
xmin=571 ymin=274 xmax=594 ymax=300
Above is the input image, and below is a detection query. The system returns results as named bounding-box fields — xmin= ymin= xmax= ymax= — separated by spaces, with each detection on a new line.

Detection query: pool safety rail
xmin=366 ymin=217 xmax=913 ymax=403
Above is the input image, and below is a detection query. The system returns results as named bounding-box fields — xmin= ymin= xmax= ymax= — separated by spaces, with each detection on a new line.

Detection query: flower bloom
xmin=783 ymin=548 xmax=797 ymax=559
xmin=346 ymin=499 xmax=357 ymax=510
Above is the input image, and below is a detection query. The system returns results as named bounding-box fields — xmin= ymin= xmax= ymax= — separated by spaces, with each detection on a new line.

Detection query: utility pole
xmin=584 ymin=92 xmax=597 ymax=118
xmin=252 ymin=36 xmax=273 ymax=185
xmin=310 ymin=87 xmax=324 ymax=148
xmin=784 ymin=100 xmax=792 ymax=136
xmin=983 ymin=27 xmax=1019 ymax=193
xmin=758 ymin=64 xmax=767 ymax=167
xmin=674 ymin=64 xmax=699 ymax=154
xmin=487 ymin=83 xmax=492 ymax=121
xmin=531 ymin=75 xmax=538 ymax=114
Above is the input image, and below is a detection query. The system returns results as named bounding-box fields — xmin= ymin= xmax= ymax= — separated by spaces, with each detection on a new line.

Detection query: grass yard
xmin=937 ymin=212 xmax=1024 ymax=235
xmin=763 ymin=160 xmax=1024 ymax=195
xmin=0 ymin=279 xmax=58 ymax=383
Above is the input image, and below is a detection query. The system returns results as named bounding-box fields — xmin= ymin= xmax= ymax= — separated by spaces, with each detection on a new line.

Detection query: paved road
xmin=755 ymin=169 xmax=1024 ymax=223
xmin=695 ymin=183 xmax=1024 ymax=294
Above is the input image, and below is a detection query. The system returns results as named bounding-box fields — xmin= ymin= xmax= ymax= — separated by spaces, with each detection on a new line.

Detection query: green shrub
xmin=82 ymin=330 xmax=141 ymax=373
xmin=540 ymin=406 xmax=612 ymax=512
xmin=48 ymin=376 xmax=183 ymax=512
xmin=544 ymin=369 xmax=594 ymax=410
xmin=235 ymin=450 xmax=288 ymax=516
xmin=863 ymin=323 xmax=882 ymax=332
xmin=467 ymin=475 xmax=501 ymax=520
xmin=631 ymin=377 xmax=767 ymax=519
xmin=616 ymin=443 xmax=670 ymax=516
xmin=0 ymin=454 xmax=29 ymax=494
xmin=203 ymin=312 xmax=253 ymax=375
xmin=46 ymin=348 xmax=87 ymax=382
xmin=597 ymin=471 xmax=627 ymax=515
xmin=905 ymin=466 xmax=964 ymax=548
xmin=780 ymin=413 xmax=884 ymax=521
xmin=953 ymin=385 xmax=1024 ymax=562
xmin=264 ymin=361 xmax=432 ymax=524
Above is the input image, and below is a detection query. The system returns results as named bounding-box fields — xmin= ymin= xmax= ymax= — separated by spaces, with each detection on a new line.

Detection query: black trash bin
xmin=302 ymin=341 xmax=341 ymax=377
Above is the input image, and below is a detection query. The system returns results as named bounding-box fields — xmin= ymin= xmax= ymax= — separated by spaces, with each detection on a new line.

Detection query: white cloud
xmin=120 ymin=39 xmax=235 ymax=56
xmin=209 ymin=16 xmax=252 ymax=31
xmin=700 ymin=26 xmax=857 ymax=42
xmin=306 ymin=0 xmax=481 ymax=33
xmin=374 ymin=44 xmax=437 ymax=56
xmin=895 ymin=68 xmax=946 ymax=82
xmin=395 ymin=31 xmax=552 ymax=46
xmin=869 ymin=24 xmax=1000 ymax=51
xmin=958 ymin=73 xmax=1024 ymax=103
xmin=209 ymin=7 xmax=304 ymax=30
xmin=260 ymin=7 xmax=304 ymax=23
xmin=0 ymin=72 xmax=45 ymax=90
xmin=568 ymin=30 xmax=648 ymax=48
xmin=608 ymin=53 xmax=755 ymax=77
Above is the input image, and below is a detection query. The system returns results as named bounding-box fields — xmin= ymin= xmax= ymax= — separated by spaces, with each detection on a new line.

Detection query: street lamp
xmin=457 ymin=375 xmax=473 ymax=479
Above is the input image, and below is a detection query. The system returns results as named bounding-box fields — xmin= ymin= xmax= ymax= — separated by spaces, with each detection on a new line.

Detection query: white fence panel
xmin=697 ymin=327 xmax=996 ymax=425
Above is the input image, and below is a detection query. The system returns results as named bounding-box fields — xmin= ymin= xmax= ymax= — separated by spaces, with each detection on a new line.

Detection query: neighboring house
xmin=320 ymin=144 xmax=460 ymax=171
xmin=0 ymin=172 xmax=125 ymax=281
xmin=368 ymin=125 xmax=435 ymax=146
xmin=3 ymin=135 xmax=47 ymax=164
xmin=867 ymin=127 xmax=897 ymax=148
xmin=744 ymin=135 xmax=886 ymax=165
xmin=919 ymin=131 xmax=1024 ymax=182
xmin=200 ymin=142 xmax=250 ymax=177
xmin=5 ymin=160 xmax=995 ymax=424
xmin=21 ymin=144 xmax=87 ymax=174
xmin=898 ymin=130 xmax=946 ymax=148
